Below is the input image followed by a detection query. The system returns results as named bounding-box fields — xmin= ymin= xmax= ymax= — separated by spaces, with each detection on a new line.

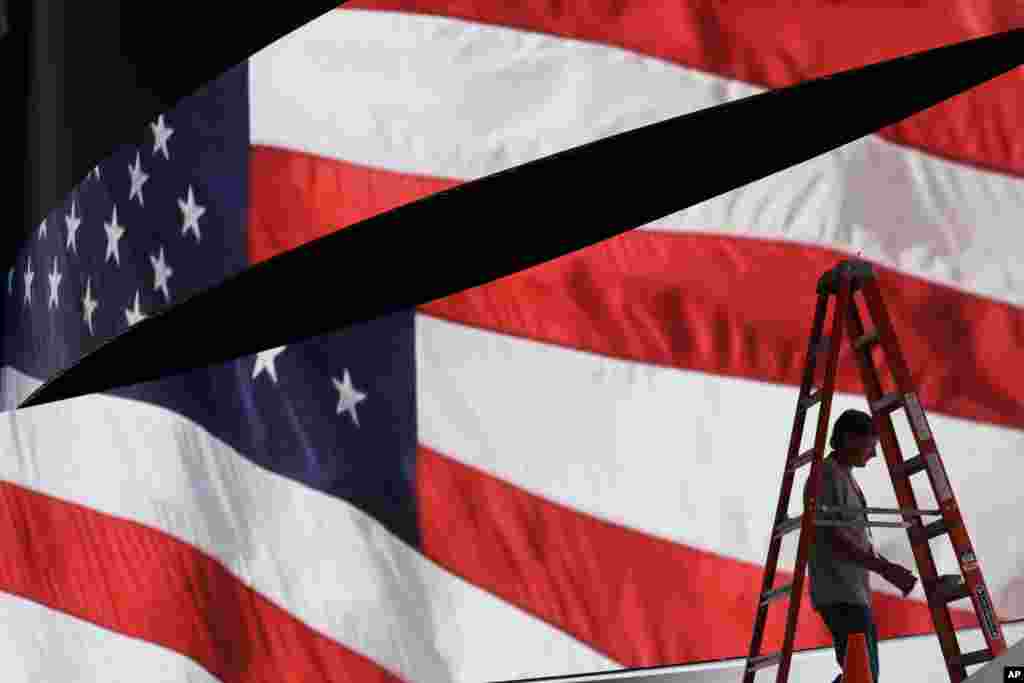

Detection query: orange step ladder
xmin=742 ymin=259 xmax=1007 ymax=683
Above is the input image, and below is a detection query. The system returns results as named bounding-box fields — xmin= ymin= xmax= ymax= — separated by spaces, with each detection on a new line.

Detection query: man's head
xmin=829 ymin=409 xmax=879 ymax=468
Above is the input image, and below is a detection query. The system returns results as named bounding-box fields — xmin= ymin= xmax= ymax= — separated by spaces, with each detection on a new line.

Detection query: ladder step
xmin=786 ymin=448 xmax=816 ymax=472
xmin=761 ymin=584 xmax=793 ymax=606
xmin=957 ymin=649 xmax=995 ymax=668
xmin=898 ymin=454 xmax=928 ymax=477
xmin=773 ymin=515 xmax=804 ymax=539
xmin=801 ymin=389 xmax=823 ymax=410
xmin=854 ymin=330 xmax=880 ymax=351
xmin=747 ymin=653 xmax=781 ymax=672
xmin=943 ymin=583 xmax=971 ymax=604
xmin=929 ymin=575 xmax=970 ymax=605
xmin=909 ymin=519 xmax=949 ymax=545
xmin=870 ymin=392 xmax=903 ymax=415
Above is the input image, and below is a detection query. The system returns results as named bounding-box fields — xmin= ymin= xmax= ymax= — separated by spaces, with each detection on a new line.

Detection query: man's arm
xmin=831 ymin=527 xmax=918 ymax=595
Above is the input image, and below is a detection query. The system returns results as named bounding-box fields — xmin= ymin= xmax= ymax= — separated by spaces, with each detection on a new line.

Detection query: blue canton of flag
xmin=0 ymin=63 xmax=420 ymax=550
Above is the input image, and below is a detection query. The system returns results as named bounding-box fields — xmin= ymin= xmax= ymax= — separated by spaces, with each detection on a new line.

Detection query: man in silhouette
xmin=806 ymin=409 xmax=918 ymax=683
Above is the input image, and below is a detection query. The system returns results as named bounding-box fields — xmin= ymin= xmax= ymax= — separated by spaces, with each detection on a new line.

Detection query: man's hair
xmin=829 ymin=409 xmax=877 ymax=450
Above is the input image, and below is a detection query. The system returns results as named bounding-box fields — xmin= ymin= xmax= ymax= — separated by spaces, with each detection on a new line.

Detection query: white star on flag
xmin=47 ymin=258 xmax=62 ymax=310
xmin=332 ymin=370 xmax=368 ymax=428
xmin=125 ymin=291 xmax=147 ymax=326
xmin=23 ymin=260 xmax=33 ymax=305
xmin=128 ymin=151 xmax=149 ymax=206
xmin=82 ymin=277 xmax=99 ymax=335
xmin=104 ymin=205 xmax=126 ymax=266
xmin=178 ymin=186 xmax=206 ymax=242
xmin=253 ymin=346 xmax=287 ymax=384
xmin=151 ymin=115 xmax=174 ymax=160
xmin=149 ymin=247 xmax=174 ymax=303
xmin=38 ymin=218 xmax=47 ymax=240
xmin=65 ymin=199 xmax=82 ymax=253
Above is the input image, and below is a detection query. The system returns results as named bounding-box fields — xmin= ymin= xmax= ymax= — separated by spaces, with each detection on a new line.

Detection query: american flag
xmin=1 ymin=4 xmax=1024 ymax=682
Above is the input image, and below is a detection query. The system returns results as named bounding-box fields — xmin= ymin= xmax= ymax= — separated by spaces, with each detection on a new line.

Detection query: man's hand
xmin=879 ymin=561 xmax=918 ymax=596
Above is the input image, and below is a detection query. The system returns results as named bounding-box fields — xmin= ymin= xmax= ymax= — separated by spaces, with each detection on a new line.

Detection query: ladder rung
xmin=929 ymin=575 xmax=970 ymax=604
xmin=801 ymin=390 xmax=823 ymax=409
xmin=854 ymin=330 xmax=880 ymax=351
xmin=774 ymin=515 xmax=804 ymax=539
xmin=747 ymin=653 xmax=781 ymax=672
xmin=870 ymin=392 xmax=903 ymax=415
xmin=898 ymin=454 xmax=928 ymax=477
xmin=786 ymin=448 xmax=816 ymax=472
xmin=909 ymin=519 xmax=949 ymax=545
xmin=761 ymin=584 xmax=793 ymax=606
xmin=944 ymin=583 xmax=970 ymax=604
xmin=957 ymin=649 xmax=994 ymax=668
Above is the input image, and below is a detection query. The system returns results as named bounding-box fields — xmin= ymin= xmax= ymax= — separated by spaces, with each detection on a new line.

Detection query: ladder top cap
xmin=817 ymin=259 xmax=876 ymax=295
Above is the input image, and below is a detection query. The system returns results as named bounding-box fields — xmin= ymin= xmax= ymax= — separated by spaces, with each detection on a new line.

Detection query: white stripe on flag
xmin=0 ymin=591 xmax=219 ymax=683
xmin=0 ymin=367 xmax=616 ymax=683
xmin=249 ymin=8 xmax=1024 ymax=307
xmin=415 ymin=314 xmax=1024 ymax=612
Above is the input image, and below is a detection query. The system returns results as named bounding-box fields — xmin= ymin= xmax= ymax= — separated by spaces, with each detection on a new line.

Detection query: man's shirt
xmin=807 ymin=456 xmax=874 ymax=608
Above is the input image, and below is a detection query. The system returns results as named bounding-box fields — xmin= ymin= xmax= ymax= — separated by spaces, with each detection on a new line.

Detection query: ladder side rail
xmin=860 ymin=278 xmax=1008 ymax=660
xmin=845 ymin=288 xmax=966 ymax=683
xmin=745 ymin=294 xmax=831 ymax=683
xmin=743 ymin=294 xmax=831 ymax=683
xmin=774 ymin=269 xmax=854 ymax=683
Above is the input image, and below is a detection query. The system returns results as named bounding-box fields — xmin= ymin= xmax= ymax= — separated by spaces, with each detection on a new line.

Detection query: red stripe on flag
xmin=417 ymin=445 xmax=977 ymax=666
xmin=0 ymin=481 xmax=404 ymax=683
xmin=248 ymin=145 xmax=450 ymax=262
xmin=342 ymin=1 xmax=1024 ymax=179
xmin=249 ymin=145 xmax=1024 ymax=433
xmin=422 ymin=232 xmax=1024 ymax=433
